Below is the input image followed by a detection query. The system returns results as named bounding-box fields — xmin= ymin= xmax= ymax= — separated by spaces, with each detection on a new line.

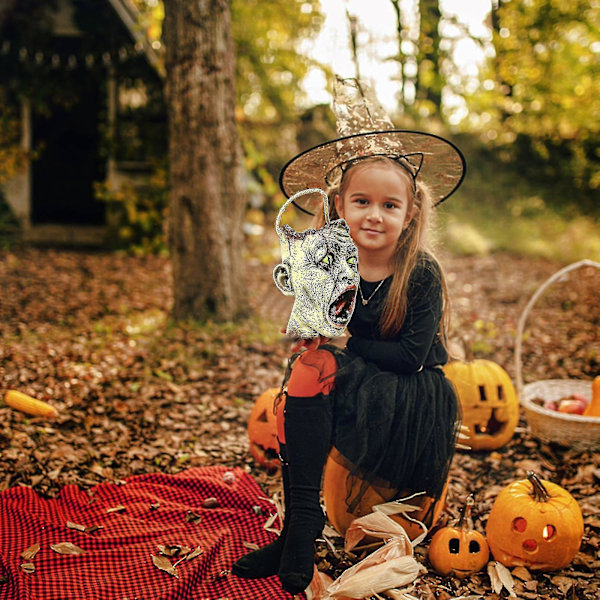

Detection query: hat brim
xmin=279 ymin=130 xmax=466 ymax=215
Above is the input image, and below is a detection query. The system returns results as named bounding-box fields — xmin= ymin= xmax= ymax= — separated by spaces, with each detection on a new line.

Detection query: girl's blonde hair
xmin=314 ymin=156 xmax=450 ymax=340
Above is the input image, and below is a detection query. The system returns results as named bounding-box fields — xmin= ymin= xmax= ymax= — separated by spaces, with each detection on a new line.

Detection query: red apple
xmin=557 ymin=398 xmax=587 ymax=415
xmin=570 ymin=393 xmax=590 ymax=406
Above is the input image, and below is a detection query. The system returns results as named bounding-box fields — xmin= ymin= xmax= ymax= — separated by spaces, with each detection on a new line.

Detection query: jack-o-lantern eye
xmin=543 ymin=524 xmax=556 ymax=540
xmin=449 ymin=538 xmax=460 ymax=554
xmin=512 ymin=517 xmax=527 ymax=532
xmin=469 ymin=540 xmax=481 ymax=553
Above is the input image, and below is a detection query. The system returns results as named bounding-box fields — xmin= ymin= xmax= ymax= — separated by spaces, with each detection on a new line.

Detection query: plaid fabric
xmin=0 ymin=466 xmax=298 ymax=600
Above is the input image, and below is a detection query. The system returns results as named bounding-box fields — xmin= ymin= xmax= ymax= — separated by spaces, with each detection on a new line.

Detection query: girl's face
xmin=334 ymin=163 xmax=414 ymax=259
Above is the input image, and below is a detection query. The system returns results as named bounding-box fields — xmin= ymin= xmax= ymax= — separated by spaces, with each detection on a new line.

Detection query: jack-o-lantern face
xmin=486 ymin=472 xmax=584 ymax=571
xmin=428 ymin=497 xmax=490 ymax=578
xmin=443 ymin=359 xmax=519 ymax=451
xmin=247 ymin=388 xmax=281 ymax=471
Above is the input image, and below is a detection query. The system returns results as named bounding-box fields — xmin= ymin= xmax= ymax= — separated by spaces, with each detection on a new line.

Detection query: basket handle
xmin=515 ymin=259 xmax=600 ymax=399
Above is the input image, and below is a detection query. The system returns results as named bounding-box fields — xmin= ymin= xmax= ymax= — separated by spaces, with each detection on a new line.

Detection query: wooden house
xmin=0 ymin=0 xmax=166 ymax=245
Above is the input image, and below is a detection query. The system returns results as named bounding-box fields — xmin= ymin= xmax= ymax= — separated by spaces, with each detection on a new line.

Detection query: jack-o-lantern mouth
xmin=250 ymin=442 xmax=279 ymax=464
xmin=328 ymin=286 xmax=356 ymax=327
xmin=474 ymin=409 xmax=507 ymax=435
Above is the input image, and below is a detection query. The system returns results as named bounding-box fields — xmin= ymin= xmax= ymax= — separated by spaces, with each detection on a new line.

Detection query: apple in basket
xmin=556 ymin=394 xmax=589 ymax=415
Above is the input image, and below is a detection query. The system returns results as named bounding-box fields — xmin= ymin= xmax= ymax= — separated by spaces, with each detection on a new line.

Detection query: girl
xmin=233 ymin=152 xmax=463 ymax=595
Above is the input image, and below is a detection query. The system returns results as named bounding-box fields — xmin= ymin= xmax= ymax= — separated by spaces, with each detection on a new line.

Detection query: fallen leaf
xmin=202 ymin=497 xmax=219 ymax=508
xmin=106 ymin=505 xmax=126 ymax=514
xmin=20 ymin=563 xmax=35 ymax=574
xmin=51 ymin=542 xmax=85 ymax=555
xmin=511 ymin=565 xmax=532 ymax=581
xmin=550 ymin=575 xmax=574 ymax=594
xmin=20 ymin=543 xmax=40 ymax=560
xmin=242 ymin=541 xmax=260 ymax=551
xmin=185 ymin=511 xmax=202 ymax=524
xmin=151 ymin=555 xmax=179 ymax=578
xmin=186 ymin=547 xmax=203 ymax=561
xmin=487 ymin=561 xmax=516 ymax=597
xmin=157 ymin=544 xmax=190 ymax=557
xmin=66 ymin=521 xmax=87 ymax=532
xmin=85 ymin=525 xmax=104 ymax=534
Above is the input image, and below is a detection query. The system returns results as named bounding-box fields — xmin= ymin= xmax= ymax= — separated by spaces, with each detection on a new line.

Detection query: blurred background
xmin=0 ymin=0 xmax=598 ymax=261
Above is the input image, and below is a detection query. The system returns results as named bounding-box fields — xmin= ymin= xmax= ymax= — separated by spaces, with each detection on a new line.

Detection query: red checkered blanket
xmin=0 ymin=466 xmax=297 ymax=599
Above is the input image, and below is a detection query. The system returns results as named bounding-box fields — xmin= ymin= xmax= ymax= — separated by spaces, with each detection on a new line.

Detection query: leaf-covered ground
xmin=0 ymin=247 xmax=599 ymax=599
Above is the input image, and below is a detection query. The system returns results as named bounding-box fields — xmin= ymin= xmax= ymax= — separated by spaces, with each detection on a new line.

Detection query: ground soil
xmin=1 ymin=247 xmax=599 ymax=599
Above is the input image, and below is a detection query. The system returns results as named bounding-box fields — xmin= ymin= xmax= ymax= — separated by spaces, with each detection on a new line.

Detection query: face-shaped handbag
xmin=273 ymin=188 xmax=359 ymax=338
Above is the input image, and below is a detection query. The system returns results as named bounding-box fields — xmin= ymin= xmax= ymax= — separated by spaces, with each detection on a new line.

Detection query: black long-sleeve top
xmin=346 ymin=254 xmax=448 ymax=374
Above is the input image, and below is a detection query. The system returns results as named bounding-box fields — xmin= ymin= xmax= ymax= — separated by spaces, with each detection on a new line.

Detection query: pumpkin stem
xmin=457 ymin=495 xmax=474 ymax=530
xmin=527 ymin=471 xmax=550 ymax=502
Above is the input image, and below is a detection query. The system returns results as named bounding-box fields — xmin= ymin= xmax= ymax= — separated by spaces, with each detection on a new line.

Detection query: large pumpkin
xmin=428 ymin=496 xmax=490 ymax=578
xmin=486 ymin=472 xmax=584 ymax=571
xmin=443 ymin=359 xmax=519 ymax=451
xmin=323 ymin=449 xmax=447 ymax=541
xmin=247 ymin=388 xmax=281 ymax=471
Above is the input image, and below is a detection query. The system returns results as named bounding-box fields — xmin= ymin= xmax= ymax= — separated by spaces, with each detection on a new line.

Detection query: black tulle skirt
xmin=284 ymin=345 xmax=460 ymax=503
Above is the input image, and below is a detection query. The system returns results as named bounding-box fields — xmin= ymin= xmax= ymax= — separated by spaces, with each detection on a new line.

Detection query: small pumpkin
xmin=443 ymin=359 xmax=519 ymax=451
xmin=323 ymin=449 xmax=447 ymax=541
xmin=486 ymin=472 xmax=584 ymax=570
xmin=428 ymin=496 xmax=489 ymax=578
xmin=247 ymin=388 xmax=281 ymax=471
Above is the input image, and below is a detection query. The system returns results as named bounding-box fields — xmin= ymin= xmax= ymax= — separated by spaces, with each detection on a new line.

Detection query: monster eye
xmin=319 ymin=253 xmax=333 ymax=269
xmin=347 ymin=256 xmax=358 ymax=267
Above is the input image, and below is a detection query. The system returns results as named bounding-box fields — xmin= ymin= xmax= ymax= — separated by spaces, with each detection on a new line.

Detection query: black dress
xmin=287 ymin=253 xmax=460 ymax=504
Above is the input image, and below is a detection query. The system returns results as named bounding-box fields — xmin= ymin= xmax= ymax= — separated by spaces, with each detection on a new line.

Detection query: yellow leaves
xmin=151 ymin=544 xmax=204 ymax=578
xmin=51 ymin=542 xmax=86 ymax=555
xmin=20 ymin=543 xmax=40 ymax=561
xmin=151 ymin=554 xmax=179 ymax=578
xmin=20 ymin=563 xmax=36 ymax=574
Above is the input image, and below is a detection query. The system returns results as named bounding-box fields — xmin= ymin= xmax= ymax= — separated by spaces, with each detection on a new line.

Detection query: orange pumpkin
xmin=486 ymin=472 xmax=584 ymax=571
xmin=443 ymin=359 xmax=519 ymax=451
xmin=428 ymin=496 xmax=489 ymax=578
xmin=323 ymin=449 xmax=447 ymax=541
xmin=247 ymin=388 xmax=281 ymax=471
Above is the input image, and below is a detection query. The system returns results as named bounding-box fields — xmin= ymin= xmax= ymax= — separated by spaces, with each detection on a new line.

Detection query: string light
xmin=0 ymin=41 xmax=156 ymax=70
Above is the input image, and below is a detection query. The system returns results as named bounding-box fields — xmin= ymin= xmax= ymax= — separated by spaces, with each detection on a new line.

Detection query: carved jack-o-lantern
xmin=248 ymin=388 xmax=281 ymax=471
xmin=323 ymin=449 xmax=447 ymax=540
xmin=443 ymin=359 xmax=519 ymax=451
xmin=486 ymin=472 xmax=584 ymax=571
xmin=428 ymin=496 xmax=490 ymax=578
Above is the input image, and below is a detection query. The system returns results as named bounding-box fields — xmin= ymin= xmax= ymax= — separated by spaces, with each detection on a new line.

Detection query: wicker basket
xmin=515 ymin=259 xmax=600 ymax=450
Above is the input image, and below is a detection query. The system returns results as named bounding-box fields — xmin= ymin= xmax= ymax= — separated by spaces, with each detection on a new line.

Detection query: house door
xmin=31 ymin=71 xmax=106 ymax=225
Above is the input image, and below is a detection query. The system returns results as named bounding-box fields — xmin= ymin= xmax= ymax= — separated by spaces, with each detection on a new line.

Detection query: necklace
xmin=358 ymin=279 xmax=386 ymax=306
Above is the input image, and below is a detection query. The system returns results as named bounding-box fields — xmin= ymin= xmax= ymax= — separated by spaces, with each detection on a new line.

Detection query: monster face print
xmin=274 ymin=189 xmax=359 ymax=339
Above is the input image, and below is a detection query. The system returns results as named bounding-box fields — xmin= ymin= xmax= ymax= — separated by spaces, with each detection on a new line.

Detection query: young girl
xmin=233 ymin=150 xmax=463 ymax=595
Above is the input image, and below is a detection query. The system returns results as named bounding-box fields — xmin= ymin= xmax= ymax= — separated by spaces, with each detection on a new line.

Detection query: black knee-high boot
xmin=232 ymin=444 xmax=290 ymax=579
xmin=278 ymin=393 xmax=332 ymax=595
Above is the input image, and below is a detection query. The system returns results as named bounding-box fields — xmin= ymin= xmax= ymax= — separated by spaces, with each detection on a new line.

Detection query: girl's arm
xmin=346 ymin=264 xmax=444 ymax=373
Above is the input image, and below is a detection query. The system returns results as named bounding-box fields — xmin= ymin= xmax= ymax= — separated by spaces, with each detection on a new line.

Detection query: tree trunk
xmin=416 ymin=0 xmax=442 ymax=117
xmin=163 ymin=0 xmax=248 ymax=322
xmin=389 ymin=0 xmax=406 ymax=111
